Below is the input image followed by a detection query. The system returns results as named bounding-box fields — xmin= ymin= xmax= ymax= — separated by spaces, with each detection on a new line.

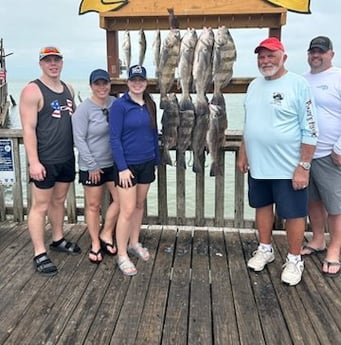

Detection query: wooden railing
xmin=0 ymin=128 xmax=258 ymax=228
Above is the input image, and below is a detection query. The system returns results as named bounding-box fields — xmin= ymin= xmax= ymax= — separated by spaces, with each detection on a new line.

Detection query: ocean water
xmin=6 ymin=79 xmax=254 ymax=220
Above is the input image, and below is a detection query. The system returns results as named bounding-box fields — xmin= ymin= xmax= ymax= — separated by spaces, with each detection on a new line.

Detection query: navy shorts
xmin=113 ymin=159 xmax=156 ymax=188
xmin=31 ymin=157 xmax=75 ymax=189
xmin=248 ymin=174 xmax=308 ymax=219
xmin=79 ymin=166 xmax=115 ymax=186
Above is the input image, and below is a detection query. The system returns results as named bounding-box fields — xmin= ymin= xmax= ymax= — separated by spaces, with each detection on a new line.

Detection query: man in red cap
xmin=237 ymin=37 xmax=318 ymax=286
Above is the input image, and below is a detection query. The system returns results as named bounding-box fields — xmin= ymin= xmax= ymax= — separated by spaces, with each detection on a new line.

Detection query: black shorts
xmin=79 ymin=166 xmax=115 ymax=186
xmin=248 ymin=174 xmax=308 ymax=219
xmin=31 ymin=157 xmax=75 ymax=189
xmin=113 ymin=159 xmax=156 ymax=188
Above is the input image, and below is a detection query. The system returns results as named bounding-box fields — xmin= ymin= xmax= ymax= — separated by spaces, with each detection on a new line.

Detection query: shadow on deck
xmin=0 ymin=221 xmax=340 ymax=345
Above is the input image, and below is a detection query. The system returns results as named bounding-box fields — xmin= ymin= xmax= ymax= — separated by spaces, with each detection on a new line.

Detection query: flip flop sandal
xmin=49 ymin=238 xmax=81 ymax=255
xmin=88 ymin=248 xmax=103 ymax=264
xmin=128 ymin=242 xmax=150 ymax=261
xmin=117 ymin=256 xmax=137 ymax=276
xmin=34 ymin=253 xmax=58 ymax=277
xmin=322 ymin=260 xmax=341 ymax=277
xmin=99 ymin=238 xmax=117 ymax=256
xmin=301 ymin=244 xmax=326 ymax=256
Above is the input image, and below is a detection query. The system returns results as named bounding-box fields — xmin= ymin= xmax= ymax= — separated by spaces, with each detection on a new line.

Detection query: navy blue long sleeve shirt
xmin=109 ymin=92 xmax=160 ymax=171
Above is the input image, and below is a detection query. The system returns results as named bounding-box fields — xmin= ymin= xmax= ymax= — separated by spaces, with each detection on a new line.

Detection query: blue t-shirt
xmin=243 ymin=71 xmax=318 ymax=179
xmin=109 ymin=92 xmax=160 ymax=171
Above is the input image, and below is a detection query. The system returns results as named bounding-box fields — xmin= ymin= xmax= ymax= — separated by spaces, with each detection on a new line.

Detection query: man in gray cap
xmin=301 ymin=36 xmax=341 ymax=277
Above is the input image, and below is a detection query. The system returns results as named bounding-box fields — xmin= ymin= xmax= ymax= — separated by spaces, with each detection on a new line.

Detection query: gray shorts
xmin=309 ymin=155 xmax=341 ymax=214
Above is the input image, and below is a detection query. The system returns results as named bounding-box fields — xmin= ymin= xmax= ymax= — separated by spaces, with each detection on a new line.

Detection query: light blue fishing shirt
xmin=243 ymin=71 xmax=318 ymax=179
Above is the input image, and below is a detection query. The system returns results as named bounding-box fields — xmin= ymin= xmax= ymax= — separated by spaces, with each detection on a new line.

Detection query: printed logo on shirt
xmin=272 ymin=92 xmax=284 ymax=105
xmin=317 ymin=84 xmax=328 ymax=91
xmin=305 ymin=99 xmax=318 ymax=138
xmin=50 ymin=99 xmax=74 ymax=118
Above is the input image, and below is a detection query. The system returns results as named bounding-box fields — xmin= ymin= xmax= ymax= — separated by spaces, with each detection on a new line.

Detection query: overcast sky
xmin=1 ymin=0 xmax=340 ymax=81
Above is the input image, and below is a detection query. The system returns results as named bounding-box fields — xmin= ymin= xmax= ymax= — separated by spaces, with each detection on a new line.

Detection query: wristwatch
xmin=298 ymin=161 xmax=311 ymax=170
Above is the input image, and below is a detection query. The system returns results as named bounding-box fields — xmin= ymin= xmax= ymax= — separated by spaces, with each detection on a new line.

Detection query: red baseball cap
xmin=254 ymin=37 xmax=285 ymax=53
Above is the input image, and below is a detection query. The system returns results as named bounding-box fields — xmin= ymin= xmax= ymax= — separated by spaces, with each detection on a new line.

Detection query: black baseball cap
xmin=308 ymin=36 xmax=333 ymax=52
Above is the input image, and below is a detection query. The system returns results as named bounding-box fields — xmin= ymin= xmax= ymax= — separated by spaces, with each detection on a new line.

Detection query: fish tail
xmin=161 ymin=148 xmax=173 ymax=166
xmin=176 ymin=151 xmax=187 ymax=169
xmin=192 ymin=152 xmax=204 ymax=174
xmin=160 ymin=96 xmax=169 ymax=110
xmin=210 ymin=161 xmax=222 ymax=177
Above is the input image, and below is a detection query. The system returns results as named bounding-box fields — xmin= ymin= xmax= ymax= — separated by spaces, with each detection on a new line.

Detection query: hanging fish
xmin=122 ymin=30 xmax=131 ymax=73
xmin=177 ymin=28 xmax=197 ymax=112
xmin=212 ymin=26 xmax=237 ymax=95
xmin=206 ymin=94 xmax=228 ymax=176
xmin=158 ymin=29 xmax=181 ymax=109
xmin=191 ymin=27 xmax=214 ymax=173
xmin=192 ymin=27 xmax=214 ymax=116
xmin=191 ymin=111 xmax=210 ymax=174
xmin=152 ymin=29 xmax=161 ymax=78
xmin=160 ymin=93 xmax=180 ymax=166
xmin=176 ymin=102 xmax=195 ymax=169
xmin=138 ymin=29 xmax=147 ymax=66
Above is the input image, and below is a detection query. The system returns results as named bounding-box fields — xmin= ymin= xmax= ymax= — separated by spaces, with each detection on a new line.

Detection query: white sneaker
xmin=247 ymin=248 xmax=275 ymax=271
xmin=281 ymin=259 xmax=304 ymax=286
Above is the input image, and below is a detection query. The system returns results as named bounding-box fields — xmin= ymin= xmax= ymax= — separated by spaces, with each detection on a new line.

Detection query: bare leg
xmin=48 ymin=182 xmax=70 ymax=242
xmin=28 ymin=184 xmax=53 ymax=256
xmin=116 ymin=186 xmax=137 ymax=258
xmin=84 ymin=185 xmax=103 ymax=260
xmin=300 ymin=200 xmax=327 ymax=254
xmin=323 ymin=214 xmax=341 ymax=274
xmin=129 ymin=183 xmax=150 ymax=246
xmin=286 ymin=217 xmax=306 ymax=255
xmin=99 ymin=181 xmax=120 ymax=253
xmin=255 ymin=204 xmax=274 ymax=244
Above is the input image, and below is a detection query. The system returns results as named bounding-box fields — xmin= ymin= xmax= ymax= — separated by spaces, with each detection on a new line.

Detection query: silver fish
xmin=177 ymin=28 xmax=197 ymax=111
xmin=212 ymin=26 xmax=237 ymax=94
xmin=192 ymin=27 xmax=214 ymax=101
xmin=160 ymin=93 xmax=180 ymax=166
xmin=152 ymin=29 xmax=161 ymax=78
xmin=138 ymin=29 xmax=147 ymax=66
xmin=122 ymin=30 xmax=131 ymax=73
xmin=191 ymin=111 xmax=209 ymax=174
xmin=158 ymin=29 xmax=181 ymax=109
xmin=207 ymin=94 xmax=227 ymax=176
xmin=176 ymin=102 xmax=195 ymax=169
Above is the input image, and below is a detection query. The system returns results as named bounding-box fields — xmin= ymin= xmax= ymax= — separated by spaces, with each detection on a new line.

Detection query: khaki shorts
xmin=309 ymin=154 xmax=341 ymax=214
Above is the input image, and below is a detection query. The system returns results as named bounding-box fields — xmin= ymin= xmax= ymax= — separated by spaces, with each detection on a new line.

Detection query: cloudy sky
xmin=1 ymin=0 xmax=340 ymax=81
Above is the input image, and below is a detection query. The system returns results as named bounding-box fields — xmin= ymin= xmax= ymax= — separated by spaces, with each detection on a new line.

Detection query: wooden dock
xmin=0 ymin=221 xmax=340 ymax=345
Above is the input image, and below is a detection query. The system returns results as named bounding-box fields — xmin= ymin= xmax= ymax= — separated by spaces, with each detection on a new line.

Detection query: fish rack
xmin=99 ymin=0 xmax=287 ymax=94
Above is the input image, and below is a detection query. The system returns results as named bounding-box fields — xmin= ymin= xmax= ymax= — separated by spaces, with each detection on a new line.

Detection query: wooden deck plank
xmin=241 ymin=232 xmax=293 ymax=345
xmin=225 ymin=231 xmax=265 ymax=344
xmin=267 ymin=235 xmax=320 ymax=345
xmin=161 ymin=229 xmax=192 ymax=345
xmin=273 ymin=235 xmax=341 ymax=345
xmin=136 ymin=228 xmax=176 ymax=345
xmin=209 ymin=230 xmax=239 ymax=345
xmin=0 ymin=223 xmax=340 ymax=345
xmin=4 ymin=225 xmax=89 ymax=345
xmin=188 ymin=230 xmax=212 ymax=345
xmin=109 ymin=228 xmax=161 ymax=344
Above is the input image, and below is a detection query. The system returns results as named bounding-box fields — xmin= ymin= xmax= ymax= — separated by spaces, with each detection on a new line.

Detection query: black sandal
xmin=89 ymin=248 xmax=103 ymax=264
xmin=33 ymin=253 xmax=58 ymax=276
xmin=49 ymin=238 xmax=81 ymax=255
xmin=99 ymin=238 xmax=117 ymax=256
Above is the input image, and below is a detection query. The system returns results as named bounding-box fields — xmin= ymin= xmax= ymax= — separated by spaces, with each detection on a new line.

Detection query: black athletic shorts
xmin=31 ymin=157 xmax=75 ymax=189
